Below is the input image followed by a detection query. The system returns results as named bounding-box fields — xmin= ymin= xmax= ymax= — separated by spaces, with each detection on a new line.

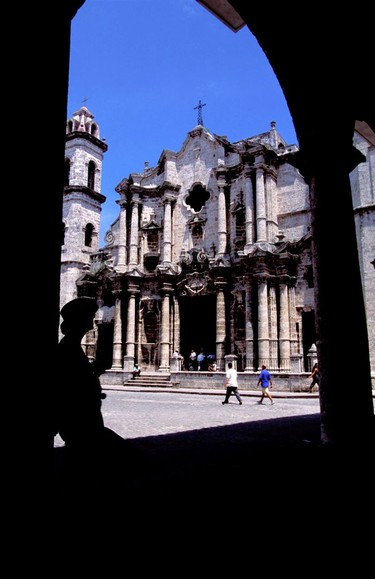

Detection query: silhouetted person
xmin=54 ymin=297 xmax=139 ymax=488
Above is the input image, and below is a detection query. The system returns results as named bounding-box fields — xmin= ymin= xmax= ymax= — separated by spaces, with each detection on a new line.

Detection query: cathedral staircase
xmin=123 ymin=373 xmax=171 ymax=388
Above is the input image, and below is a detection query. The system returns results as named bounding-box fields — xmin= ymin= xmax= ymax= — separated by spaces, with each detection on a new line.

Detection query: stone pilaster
xmin=128 ymin=193 xmax=140 ymax=267
xmin=159 ymin=283 xmax=173 ymax=372
xmin=257 ymin=274 xmax=270 ymax=367
xmin=123 ymin=283 xmax=139 ymax=370
xmin=255 ymin=158 xmax=267 ymax=243
xmin=111 ymin=291 xmax=123 ymax=369
xmin=215 ymin=281 xmax=227 ymax=370
xmin=269 ymin=284 xmax=278 ymax=371
xmin=244 ymin=166 xmax=254 ymax=251
xmin=173 ymin=295 xmax=180 ymax=354
xmin=116 ymin=199 xmax=127 ymax=271
xmin=217 ymin=166 xmax=227 ymax=257
xmin=265 ymin=167 xmax=278 ymax=243
xmin=244 ymin=278 xmax=254 ymax=371
xmin=162 ymin=196 xmax=173 ymax=265
xmin=279 ymin=281 xmax=291 ymax=371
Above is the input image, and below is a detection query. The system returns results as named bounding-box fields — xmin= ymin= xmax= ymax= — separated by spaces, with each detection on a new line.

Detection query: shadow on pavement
xmin=24 ymin=411 xmax=373 ymax=561
xmin=46 ymin=412 xmax=363 ymax=513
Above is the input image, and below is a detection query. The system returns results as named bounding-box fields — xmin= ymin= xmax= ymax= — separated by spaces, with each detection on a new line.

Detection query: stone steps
xmin=123 ymin=373 xmax=171 ymax=388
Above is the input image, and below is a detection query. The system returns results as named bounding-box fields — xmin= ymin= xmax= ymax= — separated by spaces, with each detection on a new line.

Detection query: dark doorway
xmin=302 ymin=311 xmax=316 ymax=371
xmin=179 ymin=294 xmax=216 ymax=369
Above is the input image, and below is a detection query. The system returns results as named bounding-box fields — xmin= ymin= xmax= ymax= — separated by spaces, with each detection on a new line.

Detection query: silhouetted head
xmin=60 ymin=297 xmax=98 ymax=336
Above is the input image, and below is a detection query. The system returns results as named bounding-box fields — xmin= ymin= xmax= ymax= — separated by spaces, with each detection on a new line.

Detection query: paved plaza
xmin=54 ymin=386 xmax=322 ymax=446
xmin=101 ymin=387 xmax=321 ymax=440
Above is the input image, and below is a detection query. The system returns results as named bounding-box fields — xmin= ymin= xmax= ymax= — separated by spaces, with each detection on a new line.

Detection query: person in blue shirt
xmin=257 ymin=364 xmax=274 ymax=405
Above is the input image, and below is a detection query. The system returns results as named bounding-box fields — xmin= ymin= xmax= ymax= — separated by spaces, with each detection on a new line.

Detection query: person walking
xmin=308 ymin=362 xmax=319 ymax=392
xmin=257 ymin=364 xmax=274 ymax=405
xmin=222 ymin=362 xmax=242 ymax=405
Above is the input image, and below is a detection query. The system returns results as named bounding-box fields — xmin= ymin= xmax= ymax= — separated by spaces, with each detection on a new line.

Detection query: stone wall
xmin=100 ymin=369 xmax=313 ymax=392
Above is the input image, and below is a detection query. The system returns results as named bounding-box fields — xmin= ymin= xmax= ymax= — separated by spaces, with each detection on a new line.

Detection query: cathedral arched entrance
xmin=179 ymin=294 xmax=216 ymax=370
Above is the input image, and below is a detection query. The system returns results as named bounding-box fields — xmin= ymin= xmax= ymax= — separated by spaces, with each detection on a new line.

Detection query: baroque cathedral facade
xmin=61 ymin=106 xmax=374 ymax=389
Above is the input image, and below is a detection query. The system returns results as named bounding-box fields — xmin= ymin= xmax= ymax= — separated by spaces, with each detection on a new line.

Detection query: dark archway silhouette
xmin=19 ymin=2 xmax=373 ymax=489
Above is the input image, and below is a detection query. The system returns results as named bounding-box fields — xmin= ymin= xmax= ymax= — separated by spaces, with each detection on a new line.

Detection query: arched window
xmin=61 ymin=222 xmax=66 ymax=246
xmin=87 ymin=160 xmax=96 ymax=190
xmin=64 ymin=158 xmax=70 ymax=186
xmin=84 ymin=223 xmax=94 ymax=247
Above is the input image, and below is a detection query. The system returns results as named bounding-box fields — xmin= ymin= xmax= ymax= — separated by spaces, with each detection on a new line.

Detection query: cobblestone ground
xmin=103 ymin=390 xmax=321 ymax=439
xmin=54 ymin=389 xmax=321 ymax=444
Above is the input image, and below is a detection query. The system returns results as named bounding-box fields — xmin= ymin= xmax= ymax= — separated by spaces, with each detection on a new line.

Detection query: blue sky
xmin=68 ymin=0 xmax=298 ymax=246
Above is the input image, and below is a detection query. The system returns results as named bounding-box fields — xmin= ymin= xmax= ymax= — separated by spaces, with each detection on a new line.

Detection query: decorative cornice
xmin=160 ymin=181 xmax=181 ymax=194
xmin=63 ymin=185 xmax=106 ymax=204
xmin=65 ymin=131 xmax=108 ymax=152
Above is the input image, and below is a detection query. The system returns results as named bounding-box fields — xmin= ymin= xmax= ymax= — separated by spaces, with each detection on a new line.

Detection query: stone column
xmin=288 ymin=284 xmax=298 ymax=355
xmin=116 ymin=199 xmax=127 ymax=271
xmin=255 ymin=157 xmax=267 ymax=243
xmin=163 ymin=196 xmax=172 ymax=265
xmin=159 ymin=283 xmax=172 ymax=372
xmin=244 ymin=278 xmax=254 ymax=371
xmin=111 ymin=291 xmax=123 ymax=369
xmin=244 ymin=166 xmax=254 ymax=250
xmin=216 ymin=166 xmax=227 ymax=257
xmin=257 ymin=275 xmax=269 ymax=367
xmin=173 ymin=295 xmax=180 ymax=354
xmin=123 ymin=283 xmax=139 ymax=370
xmin=279 ymin=281 xmax=291 ymax=371
xmin=215 ymin=281 xmax=227 ymax=370
xmin=265 ymin=168 xmax=278 ymax=243
xmin=269 ymin=284 xmax=278 ymax=371
xmin=128 ymin=193 xmax=140 ymax=267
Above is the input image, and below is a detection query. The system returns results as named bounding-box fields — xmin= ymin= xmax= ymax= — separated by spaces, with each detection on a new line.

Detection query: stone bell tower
xmin=60 ymin=105 xmax=108 ymax=310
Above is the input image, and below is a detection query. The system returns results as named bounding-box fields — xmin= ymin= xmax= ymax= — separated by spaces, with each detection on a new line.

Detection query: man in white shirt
xmin=222 ymin=362 xmax=242 ymax=405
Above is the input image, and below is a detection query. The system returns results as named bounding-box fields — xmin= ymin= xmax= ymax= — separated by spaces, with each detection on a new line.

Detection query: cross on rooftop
xmin=194 ymin=99 xmax=206 ymax=126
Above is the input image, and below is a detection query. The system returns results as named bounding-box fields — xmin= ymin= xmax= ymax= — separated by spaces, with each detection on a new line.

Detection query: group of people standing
xmin=188 ymin=348 xmax=216 ymax=371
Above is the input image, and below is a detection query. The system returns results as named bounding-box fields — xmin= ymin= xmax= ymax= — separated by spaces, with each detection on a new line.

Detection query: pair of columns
xmin=117 ymin=191 xmax=176 ymax=272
